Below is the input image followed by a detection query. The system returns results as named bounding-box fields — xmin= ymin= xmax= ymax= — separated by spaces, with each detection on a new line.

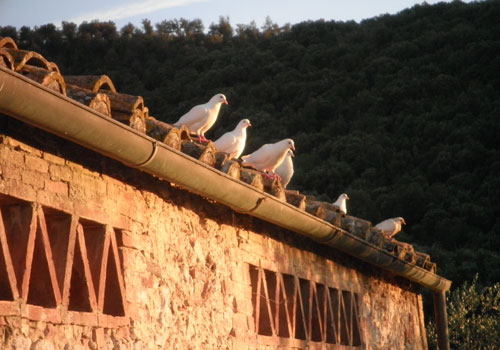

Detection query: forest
xmin=1 ymin=0 xmax=499 ymax=297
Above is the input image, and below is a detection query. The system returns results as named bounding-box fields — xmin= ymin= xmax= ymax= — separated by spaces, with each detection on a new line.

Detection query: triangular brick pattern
xmin=0 ymin=200 xmax=19 ymax=301
xmin=250 ymin=264 xmax=362 ymax=347
xmin=101 ymin=227 xmax=126 ymax=316
xmin=0 ymin=193 xmax=127 ymax=324
xmin=68 ymin=226 xmax=96 ymax=312
xmin=26 ymin=206 xmax=61 ymax=307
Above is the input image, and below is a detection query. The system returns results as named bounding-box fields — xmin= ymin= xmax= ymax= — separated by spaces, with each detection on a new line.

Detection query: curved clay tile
xmin=64 ymin=75 xmax=117 ymax=93
xmin=214 ymin=155 xmax=241 ymax=180
xmin=262 ymin=176 xmax=286 ymax=201
xmin=89 ymin=93 xmax=112 ymax=117
xmin=180 ymin=140 xmax=217 ymax=167
xmin=0 ymin=48 xmax=15 ymax=70
xmin=284 ymin=190 xmax=307 ymax=211
xmin=66 ymin=84 xmax=112 ymax=117
xmin=240 ymin=169 xmax=264 ymax=191
xmin=102 ymin=91 xmax=144 ymax=114
xmin=47 ymin=61 xmax=61 ymax=74
xmin=145 ymin=117 xmax=191 ymax=150
xmin=415 ymin=252 xmax=430 ymax=269
xmin=0 ymin=37 xmax=18 ymax=50
xmin=5 ymin=49 xmax=51 ymax=71
xmin=112 ymin=109 xmax=146 ymax=134
xmin=100 ymin=90 xmax=145 ymax=133
xmin=19 ymin=64 xmax=67 ymax=95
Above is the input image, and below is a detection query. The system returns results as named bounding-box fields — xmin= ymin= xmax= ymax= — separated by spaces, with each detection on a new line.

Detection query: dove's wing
xmin=214 ymin=132 xmax=238 ymax=154
xmin=174 ymin=105 xmax=207 ymax=129
xmin=375 ymin=219 xmax=398 ymax=236
xmin=275 ymin=154 xmax=293 ymax=188
xmin=241 ymin=144 xmax=276 ymax=168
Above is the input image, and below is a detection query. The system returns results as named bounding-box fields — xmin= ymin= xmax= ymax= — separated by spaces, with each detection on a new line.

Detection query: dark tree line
xmin=2 ymin=0 xmax=500 ymax=289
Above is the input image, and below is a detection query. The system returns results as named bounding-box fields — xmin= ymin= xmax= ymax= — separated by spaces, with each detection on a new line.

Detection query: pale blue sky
xmin=0 ymin=0 xmax=474 ymax=30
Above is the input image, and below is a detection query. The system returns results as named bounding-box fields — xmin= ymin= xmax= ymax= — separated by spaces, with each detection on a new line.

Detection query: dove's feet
xmin=195 ymin=135 xmax=210 ymax=143
xmin=263 ymin=172 xmax=273 ymax=180
xmin=264 ymin=171 xmax=281 ymax=182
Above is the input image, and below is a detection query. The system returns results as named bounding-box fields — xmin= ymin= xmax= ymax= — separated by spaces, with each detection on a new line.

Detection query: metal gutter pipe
xmin=0 ymin=67 xmax=451 ymax=293
xmin=433 ymin=291 xmax=451 ymax=350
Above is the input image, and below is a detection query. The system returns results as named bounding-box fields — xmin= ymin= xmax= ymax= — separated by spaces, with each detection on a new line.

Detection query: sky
xmin=0 ymin=0 xmax=474 ymax=31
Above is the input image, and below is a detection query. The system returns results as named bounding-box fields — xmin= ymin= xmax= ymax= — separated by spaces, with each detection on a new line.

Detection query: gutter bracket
xmin=232 ymin=196 xmax=267 ymax=214
xmin=129 ymin=140 xmax=159 ymax=168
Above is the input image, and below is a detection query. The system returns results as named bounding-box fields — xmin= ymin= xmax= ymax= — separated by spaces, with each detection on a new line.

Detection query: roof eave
xmin=0 ymin=66 xmax=451 ymax=292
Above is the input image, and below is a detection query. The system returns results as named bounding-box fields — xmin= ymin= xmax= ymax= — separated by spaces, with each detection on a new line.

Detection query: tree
xmin=209 ymin=16 xmax=233 ymax=42
xmin=142 ymin=19 xmax=154 ymax=36
xmin=427 ymin=276 xmax=500 ymax=350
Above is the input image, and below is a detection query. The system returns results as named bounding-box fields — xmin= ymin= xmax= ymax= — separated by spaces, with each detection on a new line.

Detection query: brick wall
xmin=0 ymin=117 xmax=427 ymax=350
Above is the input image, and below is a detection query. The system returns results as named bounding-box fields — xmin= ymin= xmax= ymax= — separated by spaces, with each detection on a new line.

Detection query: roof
xmin=0 ymin=36 xmax=451 ymax=291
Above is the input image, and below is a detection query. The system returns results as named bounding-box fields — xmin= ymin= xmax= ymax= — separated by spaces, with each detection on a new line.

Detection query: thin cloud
xmin=67 ymin=0 xmax=208 ymax=24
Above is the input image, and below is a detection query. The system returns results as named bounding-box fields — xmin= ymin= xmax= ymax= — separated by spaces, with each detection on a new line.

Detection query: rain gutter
xmin=0 ymin=66 xmax=451 ymax=293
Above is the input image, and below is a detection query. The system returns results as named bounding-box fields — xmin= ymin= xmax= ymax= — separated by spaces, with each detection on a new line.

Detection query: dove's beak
xmin=223 ymin=98 xmax=228 ymax=105
xmin=248 ymin=122 xmax=252 ymax=127
xmin=291 ymin=145 xmax=296 ymax=151
xmin=290 ymin=151 xmax=295 ymax=157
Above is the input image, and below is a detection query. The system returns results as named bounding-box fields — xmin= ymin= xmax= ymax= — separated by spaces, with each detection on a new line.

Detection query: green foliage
xmin=427 ymin=276 xmax=500 ymax=350
xmin=2 ymin=0 xmax=500 ymax=287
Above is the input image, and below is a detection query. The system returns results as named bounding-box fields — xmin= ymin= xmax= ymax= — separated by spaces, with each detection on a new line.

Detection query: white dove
xmin=173 ymin=93 xmax=228 ymax=143
xmin=213 ymin=119 xmax=252 ymax=159
xmin=274 ymin=149 xmax=294 ymax=188
xmin=332 ymin=193 xmax=349 ymax=215
xmin=375 ymin=217 xmax=407 ymax=238
xmin=241 ymin=139 xmax=295 ymax=180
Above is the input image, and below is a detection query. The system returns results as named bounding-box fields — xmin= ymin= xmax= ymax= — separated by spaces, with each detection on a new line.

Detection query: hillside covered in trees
xmin=1 ymin=0 xmax=499 ymax=289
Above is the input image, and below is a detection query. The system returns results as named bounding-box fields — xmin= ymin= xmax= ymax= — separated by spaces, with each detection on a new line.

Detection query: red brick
xmin=21 ymin=304 xmax=61 ymax=323
xmin=49 ymin=164 xmax=73 ymax=182
xmin=119 ymin=230 xmax=145 ymax=250
xmin=97 ymin=314 xmax=130 ymax=328
xmin=71 ymin=172 xmax=106 ymax=195
xmin=37 ymin=190 xmax=73 ymax=213
xmin=0 ymin=147 xmax=25 ymax=166
xmin=45 ymin=179 xmax=68 ymax=195
xmin=42 ymin=152 xmax=65 ymax=165
xmin=21 ymin=170 xmax=45 ymax=189
xmin=1 ymin=163 xmax=22 ymax=180
xmin=0 ymin=301 xmax=20 ymax=316
xmin=93 ymin=326 xmax=105 ymax=350
xmin=5 ymin=137 xmax=42 ymax=156
xmin=25 ymin=155 xmax=49 ymax=173
xmin=74 ymin=202 xmax=108 ymax=224
xmin=65 ymin=311 xmax=98 ymax=326
xmin=1 ymin=178 xmax=37 ymax=202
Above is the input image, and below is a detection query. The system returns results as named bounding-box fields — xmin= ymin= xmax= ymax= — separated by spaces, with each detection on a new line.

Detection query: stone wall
xmin=0 ymin=117 xmax=427 ymax=349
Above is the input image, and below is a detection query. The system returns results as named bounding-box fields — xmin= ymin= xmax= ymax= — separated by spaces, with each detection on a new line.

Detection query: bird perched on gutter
xmin=173 ymin=93 xmax=228 ymax=143
xmin=274 ymin=149 xmax=294 ymax=188
xmin=213 ymin=119 xmax=251 ymax=159
xmin=332 ymin=193 xmax=349 ymax=215
xmin=375 ymin=217 xmax=407 ymax=238
xmin=241 ymin=139 xmax=295 ymax=180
